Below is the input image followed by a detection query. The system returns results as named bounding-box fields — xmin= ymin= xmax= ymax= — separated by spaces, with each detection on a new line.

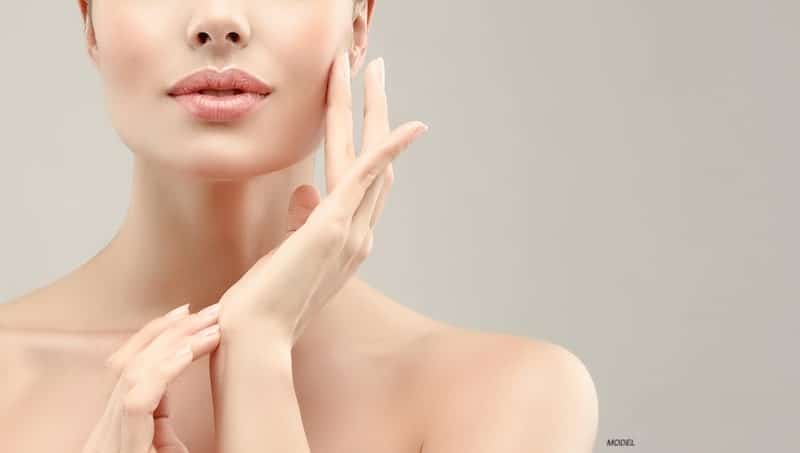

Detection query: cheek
xmin=95 ymin=12 xmax=163 ymax=96
xmin=267 ymin=3 xmax=346 ymax=88
xmin=90 ymin=1 xmax=352 ymax=179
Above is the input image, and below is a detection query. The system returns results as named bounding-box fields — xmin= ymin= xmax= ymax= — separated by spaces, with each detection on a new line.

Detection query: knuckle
xmin=316 ymin=220 xmax=347 ymax=252
xmin=345 ymin=233 xmax=362 ymax=258
xmin=120 ymin=365 xmax=142 ymax=388
xmin=363 ymin=168 xmax=380 ymax=188
xmin=357 ymin=235 xmax=373 ymax=261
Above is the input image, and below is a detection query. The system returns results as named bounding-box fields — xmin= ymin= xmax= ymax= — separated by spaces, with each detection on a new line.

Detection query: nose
xmin=187 ymin=13 xmax=250 ymax=52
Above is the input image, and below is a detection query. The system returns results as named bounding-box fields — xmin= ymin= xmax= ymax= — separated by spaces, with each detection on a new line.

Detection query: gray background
xmin=1 ymin=1 xmax=797 ymax=452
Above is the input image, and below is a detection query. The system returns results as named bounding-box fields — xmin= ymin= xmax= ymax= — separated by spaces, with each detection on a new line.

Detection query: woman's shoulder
xmin=0 ymin=291 xmax=124 ymax=385
xmin=408 ymin=323 xmax=598 ymax=452
xmin=0 ymin=293 xmax=62 ymax=417
xmin=415 ymin=322 xmax=594 ymax=386
xmin=0 ymin=279 xmax=85 ymax=330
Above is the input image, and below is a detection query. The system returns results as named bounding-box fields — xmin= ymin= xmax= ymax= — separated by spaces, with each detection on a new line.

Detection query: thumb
xmin=151 ymin=391 xmax=189 ymax=453
xmin=262 ymin=184 xmax=320 ymax=260
xmin=286 ymin=184 xmax=321 ymax=236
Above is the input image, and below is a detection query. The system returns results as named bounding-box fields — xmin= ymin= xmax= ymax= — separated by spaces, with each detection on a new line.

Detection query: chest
xmin=2 ymin=355 xmax=423 ymax=453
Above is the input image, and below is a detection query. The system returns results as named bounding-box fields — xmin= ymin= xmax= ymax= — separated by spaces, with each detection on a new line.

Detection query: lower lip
xmin=170 ymin=92 xmax=269 ymax=122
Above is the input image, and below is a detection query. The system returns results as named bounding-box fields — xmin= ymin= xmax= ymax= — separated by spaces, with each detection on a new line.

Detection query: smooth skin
xmin=82 ymin=303 xmax=222 ymax=453
xmin=0 ymin=0 xmax=598 ymax=452
xmin=217 ymin=51 xmax=429 ymax=345
xmin=210 ymin=51 xmax=428 ymax=453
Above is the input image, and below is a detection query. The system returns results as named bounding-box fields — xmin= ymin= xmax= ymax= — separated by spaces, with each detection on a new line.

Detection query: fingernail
xmin=199 ymin=324 xmax=221 ymax=337
xmin=341 ymin=50 xmax=350 ymax=82
xmin=200 ymin=302 xmax=220 ymax=317
xmin=411 ymin=123 xmax=429 ymax=141
xmin=165 ymin=303 xmax=190 ymax=321
xmin=377 ymin=57 xmax=385 ymax=90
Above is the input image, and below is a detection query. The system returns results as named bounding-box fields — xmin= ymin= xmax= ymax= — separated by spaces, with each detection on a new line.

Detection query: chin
xmin=108 ymin=91 xmax=325 ymax=181
xmin=118 ymin=130 xmax=316 ymax=182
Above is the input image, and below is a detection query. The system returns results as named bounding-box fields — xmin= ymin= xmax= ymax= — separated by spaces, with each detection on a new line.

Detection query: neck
xmin=68 ymin=151 xmax=343 ymax=328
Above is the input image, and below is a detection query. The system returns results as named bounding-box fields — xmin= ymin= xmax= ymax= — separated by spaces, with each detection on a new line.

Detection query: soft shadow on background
xmin=1 ymin=1 xmax=797 ymax=452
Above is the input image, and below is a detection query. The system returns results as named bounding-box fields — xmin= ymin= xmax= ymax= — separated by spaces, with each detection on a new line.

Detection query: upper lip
xmin=168 ymin=68 xmax=272 ymax=96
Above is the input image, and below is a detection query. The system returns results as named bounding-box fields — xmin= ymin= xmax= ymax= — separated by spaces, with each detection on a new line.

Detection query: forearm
xmin=210 ymin=328 xmax=310 ymax=453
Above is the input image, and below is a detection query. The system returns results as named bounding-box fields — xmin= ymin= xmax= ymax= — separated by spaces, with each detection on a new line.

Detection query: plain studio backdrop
xmin=1 ymin=1 xmax=797 ymax=452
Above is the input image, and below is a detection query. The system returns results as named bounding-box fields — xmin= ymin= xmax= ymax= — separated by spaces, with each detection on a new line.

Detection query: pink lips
xmin=167 ymin=68 xmax=273 ymax=122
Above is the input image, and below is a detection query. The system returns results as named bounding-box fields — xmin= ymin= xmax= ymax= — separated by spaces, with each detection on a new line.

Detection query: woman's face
xmin=83 ymin=0 xmax=359 ymax=180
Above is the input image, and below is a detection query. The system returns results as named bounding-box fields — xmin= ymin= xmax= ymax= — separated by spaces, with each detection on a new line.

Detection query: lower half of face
xmin=93 ymin=0 xmax=352 ymax=180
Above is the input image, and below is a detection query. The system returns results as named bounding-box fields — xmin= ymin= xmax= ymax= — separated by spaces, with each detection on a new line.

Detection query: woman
xmin=0 ymin=0 xmax=599 ymax=452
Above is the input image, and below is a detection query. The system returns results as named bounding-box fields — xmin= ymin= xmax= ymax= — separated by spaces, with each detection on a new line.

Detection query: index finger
xmin=329 ymin=121 xmax=428 ymax=219
xmin=324 ymin=49 xmax=356 ymax=195
xmin=105 ymin=303 xmax=191 ymax=368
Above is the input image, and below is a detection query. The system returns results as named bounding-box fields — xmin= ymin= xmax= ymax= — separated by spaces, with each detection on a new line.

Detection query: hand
xmin=217 ymin=50 xmax=428 ymax=344
xmin=81 ymin=303 xmax=222 ymax=453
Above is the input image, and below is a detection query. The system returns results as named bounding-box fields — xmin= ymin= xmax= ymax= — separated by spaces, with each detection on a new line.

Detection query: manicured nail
xmin=411 ymin=123 xmax=429 ymax=141
xmin=199 ymin=324 xmax=220 ymax=337
xmin=165 ymin=303 xmax=190 ymax=321
xmin=200 ymin=302 xmax=220 ymax=317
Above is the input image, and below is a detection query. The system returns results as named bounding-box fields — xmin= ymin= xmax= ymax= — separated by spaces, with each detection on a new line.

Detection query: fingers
xmin=105 ymin=303 xmax=191 ymax=369
xmin=344 ymin=58 xmax=391 ymax=267
xmin=121 ymin=320 xmax=220 ymax=452
xmin=361 ymin=57 xmax=389 ymax=157
xmin=360 ymin=57 xmax=393 ymax=230
xmin=151 ymin=392 xmax=187 ymax=451
xmin=369 ymin=163 xmax=393 ymax=228
xmin=325 ymin=49 xmax=356 ymax=194
xmin=120 ymin=344 xmax=197 ymax=452
xmin=330 ymin=121 xmax=428 ymax=223
xmin=99 ymin=304 xmax=222 ymax=453
xmin=129 ymin=303 xmax=221 ymax=371
xmin=346 ymin=163 xmax=383 ymax=267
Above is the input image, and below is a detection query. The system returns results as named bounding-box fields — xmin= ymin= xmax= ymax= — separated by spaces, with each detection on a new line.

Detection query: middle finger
xmin=361 ymin=57 xmax=390 ymax=155
xmin=360 ymin=57 xmax=394 ymax=229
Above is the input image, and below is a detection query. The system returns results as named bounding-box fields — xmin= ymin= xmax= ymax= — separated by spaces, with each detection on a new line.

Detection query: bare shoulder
xmin=0 ymin=286 xmax=56 ymax=329
xmin=0 ymin=291 xmax=119 ymax=416
xmin=412 ymin=325 xmax=599 ymax=453
xmin=0 ymin=293 xmax=43 ymax=418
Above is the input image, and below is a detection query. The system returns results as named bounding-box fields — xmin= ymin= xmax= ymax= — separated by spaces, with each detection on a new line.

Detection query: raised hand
xmin=81 ymin=303 xmax=221 ymax=453
xmin=217 ymin=50 xmax=428 ymax=344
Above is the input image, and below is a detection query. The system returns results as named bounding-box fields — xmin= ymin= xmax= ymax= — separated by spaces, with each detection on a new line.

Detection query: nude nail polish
xmin=200 ymin=302 xmax=220 ymax=317
xmin=165 ymin=303 xmax=190 ymax=320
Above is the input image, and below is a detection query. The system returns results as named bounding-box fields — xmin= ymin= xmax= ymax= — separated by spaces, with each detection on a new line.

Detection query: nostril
xmin=195 ymin=31 xmax=240 ymax=45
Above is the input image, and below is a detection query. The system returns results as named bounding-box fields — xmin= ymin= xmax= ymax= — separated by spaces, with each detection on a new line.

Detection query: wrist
xmin=217 ymin=318 xmax=294 ymax=362
xmin=218 ymin=302 xmax=293 ymax=344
